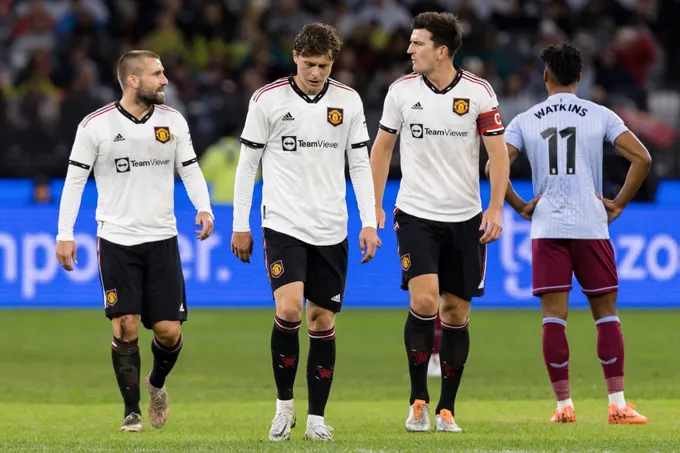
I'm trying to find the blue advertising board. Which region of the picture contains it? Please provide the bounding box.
[0,180,678,309]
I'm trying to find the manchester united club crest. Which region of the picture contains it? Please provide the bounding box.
[401,253,411,271]
[453,98,470,116]
[155,126,170,143]
[105,289,118,306]
[270,260,284,278]
[327,108,343,127]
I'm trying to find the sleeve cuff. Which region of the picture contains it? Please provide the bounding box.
[378,123,398,134]
[361,221,377,230]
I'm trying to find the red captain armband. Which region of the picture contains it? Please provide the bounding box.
[477,109,505,136]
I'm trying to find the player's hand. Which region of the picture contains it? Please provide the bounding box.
[231,231,254,263]
[359,227,382,264]
[596,193,624,225]
[56,240,78,271]
[479,205,503,244]
[519,194,542,221]
[376,207,386,229]
[195,211,214,241]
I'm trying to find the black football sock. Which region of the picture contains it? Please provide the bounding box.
[307,327,336,416]
[111,336,141,417]
[149,335,183,389]
[271,316,301,401]
[436,319,470,416]
[405,309,436,404]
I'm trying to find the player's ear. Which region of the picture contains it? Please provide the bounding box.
[543,69,548,84]
[292,50,299,65]
[576,72,582,83]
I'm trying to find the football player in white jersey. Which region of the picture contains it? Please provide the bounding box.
[370,12,510,433]
[231,23,380,442]
[55,50,214,432]
[491,43,651,425]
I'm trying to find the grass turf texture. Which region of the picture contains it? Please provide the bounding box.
[0,309,678,452]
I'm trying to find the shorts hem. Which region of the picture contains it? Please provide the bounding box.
[304,298,342,314]
[533,284,573,296]
[581,285,619,296]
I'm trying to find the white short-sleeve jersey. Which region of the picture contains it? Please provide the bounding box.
[505,93,629,239]
[379,68,505,223]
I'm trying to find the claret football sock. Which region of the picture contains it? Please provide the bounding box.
[111,336,141,417]
[596,316,626,409]
[436,319,469,415]
[542,317,571,404]
[405,309,436,404]
[271,316,301,401]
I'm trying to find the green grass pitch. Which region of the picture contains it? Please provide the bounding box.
[0,309,679,452]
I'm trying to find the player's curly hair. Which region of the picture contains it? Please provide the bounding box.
[294,23,342,60]
[412,12,463,57]
[540,43,583,86]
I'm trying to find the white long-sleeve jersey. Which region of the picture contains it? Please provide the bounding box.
[57,102,213,246]
[233,76,376,246]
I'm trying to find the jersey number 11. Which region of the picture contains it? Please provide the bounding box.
[541,127,576,175]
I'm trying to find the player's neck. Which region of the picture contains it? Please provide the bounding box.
[293,74,323,98]
[424,64,457,91]
[547,85,577,97]
[119,95,154,120]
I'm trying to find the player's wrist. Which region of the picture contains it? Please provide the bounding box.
[488,201,504,211]
[198,210,214,220]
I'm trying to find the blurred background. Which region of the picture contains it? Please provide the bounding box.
[1,0,679,201]
[0,0,679,309]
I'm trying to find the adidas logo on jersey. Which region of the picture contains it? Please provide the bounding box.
[282,112,295,121]
[331,294,341,303]
[113,134,125,142]
[411,102,423,110]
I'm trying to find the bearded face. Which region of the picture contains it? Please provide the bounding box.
[136,79,165,106]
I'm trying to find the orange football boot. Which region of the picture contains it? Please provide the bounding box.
[549,405,576,424]
[608,403,648,424]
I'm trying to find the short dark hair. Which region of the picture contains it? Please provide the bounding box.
[294,23,342,60]
[412,12,463,57]
[116,50,161,88]
[540,43,583,86]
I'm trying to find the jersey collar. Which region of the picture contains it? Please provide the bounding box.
[422,65,463,95]
[547,92,578,101]
[288,75,329,103]
[115,101,155,124]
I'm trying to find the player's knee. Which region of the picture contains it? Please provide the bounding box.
[112,314,139,342]
[152,321,181,346]
[410,291,439,317]
[276,303,303,323]
[440,298,470,326]
[540,293,569,320]
[588,292,617,321]
[307,306,334,332]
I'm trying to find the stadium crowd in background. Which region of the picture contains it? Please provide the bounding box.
[0,0,679,197]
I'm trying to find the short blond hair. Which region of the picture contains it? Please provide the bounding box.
[116,50,161,89]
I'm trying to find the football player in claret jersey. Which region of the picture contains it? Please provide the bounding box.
[55,50,214,432]
[370,12,510,433]
[231,23,380,442]
[491,43,650,424]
